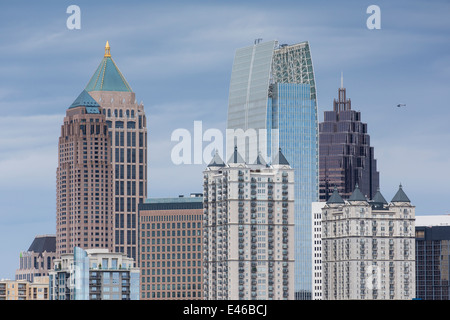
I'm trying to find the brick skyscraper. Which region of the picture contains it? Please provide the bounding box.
[85,42,147,263]
[56,90,113,255]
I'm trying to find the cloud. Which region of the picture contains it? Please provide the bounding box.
[0,114,61,188]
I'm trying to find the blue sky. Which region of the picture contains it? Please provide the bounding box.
[0,0,449,278]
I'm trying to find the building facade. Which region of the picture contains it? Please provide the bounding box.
[138,195,203,300]
[0,277,49,300]
[415,215,450,300]
[203,147,295,300]
[56,90,113,255]
[16,235,56,282]
[319,83,379,201]
[85,42,147,264]
[49,247,139,300]
[322,185,415,300]
[311,202,325,300]
[227,39,318,299]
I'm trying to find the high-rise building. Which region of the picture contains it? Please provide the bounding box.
[321,184,415,300]
[85,42,147,264]
[56,90,113,255]
[415,215,450,300]
[16,235,56,282]
[203,147,295,300]
[49,247,139,300]
[138,195,203,300]
[227,39,318,299]
[319,81,379,201]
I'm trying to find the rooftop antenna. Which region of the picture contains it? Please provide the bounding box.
[340,71,344,89]
[254,38,263,45]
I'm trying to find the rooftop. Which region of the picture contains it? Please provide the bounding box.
[85,41,132,92]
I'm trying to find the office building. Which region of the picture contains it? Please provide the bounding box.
[56,90,113,255]
[322,184,415,300]
[138,195,203,300]
[16,235,56,282]
[203,147,294,300]
[49,247,139,300]
[85,41,147,263]
[227,39,318,299]
[415,215,450,300]
[319,81,379,201]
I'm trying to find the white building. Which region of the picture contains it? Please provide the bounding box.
[203,147,294,300]
[49,247,139,300]
[322,185,415,300]
[312,202,325,300]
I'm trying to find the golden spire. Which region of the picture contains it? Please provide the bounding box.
[104,41,111,57]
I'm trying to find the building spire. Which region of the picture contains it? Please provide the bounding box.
[104,41,111,57]
[340,71,344,89]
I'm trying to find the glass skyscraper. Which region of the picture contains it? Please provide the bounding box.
[226,40,318,299]
[319,83,379,201]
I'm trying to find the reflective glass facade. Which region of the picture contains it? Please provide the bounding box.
[74,247,89,300]
[416,226,450,300]
[319,87,379,201]
[227,40,318,299]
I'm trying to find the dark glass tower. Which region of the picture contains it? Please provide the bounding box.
[319,81,379,201]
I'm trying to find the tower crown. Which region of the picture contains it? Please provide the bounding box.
[85,41,132,92]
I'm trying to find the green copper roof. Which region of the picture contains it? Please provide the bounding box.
[272,148,290,166]
[254,152,267,166]
[228,146,245,164]
[348,184,367,202]
[327,187,345,204]
[391,184,410,202]
[85,43,132,92]
[208,151,226,167]
[70,90,100,109]
[372,188,388,204]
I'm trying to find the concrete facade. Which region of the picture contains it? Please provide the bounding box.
[322,185,415,300]
[203,148,295,300]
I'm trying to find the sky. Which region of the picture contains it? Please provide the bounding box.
[0,0,449,279]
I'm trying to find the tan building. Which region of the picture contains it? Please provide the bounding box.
[138,195,203,300]
[0,277,48,300]
[56,89,113,255]
[28,276,49,300]
[203,147,295,300]
[86,42,147,264]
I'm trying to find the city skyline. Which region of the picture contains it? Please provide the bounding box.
[0,0,449,281]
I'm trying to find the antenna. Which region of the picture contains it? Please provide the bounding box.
[340,71,344,89]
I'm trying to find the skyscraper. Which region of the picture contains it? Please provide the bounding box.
[203,147,295,300]
[319,80,379,201]
[321,184,415,300]
[85,42,147,263]
[226,40,318,299]
[56,90,113,255]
